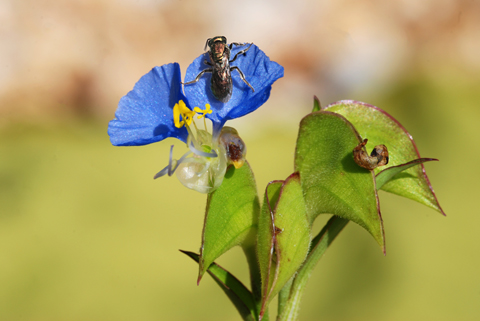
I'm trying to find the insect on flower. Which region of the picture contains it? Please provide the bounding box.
[183,36,255,103]
[108,44,283,193]
[353,138,389,170]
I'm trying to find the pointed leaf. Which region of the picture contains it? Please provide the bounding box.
[199,161,260,282]
[322,100,444,215]
[294,111,384,250]
[257,174,311,319]
[181,250,257,321]
[376,158,438,190]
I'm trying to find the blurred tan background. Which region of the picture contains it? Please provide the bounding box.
[1,0,479,320]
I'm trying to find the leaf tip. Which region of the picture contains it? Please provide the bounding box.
[178,250,206,284]
[312,95,321,112]
[197,269,205,285]
[433,198,446,217]
[179,249,197,260]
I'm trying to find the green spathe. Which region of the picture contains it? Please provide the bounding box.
[322,100,444,215]
[294,111,384,250]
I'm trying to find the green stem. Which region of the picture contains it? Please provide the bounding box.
[243,243,269,321]
[277,276,294,316]
[277,216,349,321]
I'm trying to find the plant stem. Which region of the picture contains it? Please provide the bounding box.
[277,216,349,321]
[277,276,294,316]
[243,243,269,321]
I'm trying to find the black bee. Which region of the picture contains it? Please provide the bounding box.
[183,36,255,103]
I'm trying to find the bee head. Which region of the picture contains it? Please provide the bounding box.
[205,36,227,53]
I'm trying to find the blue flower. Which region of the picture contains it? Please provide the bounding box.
[108,43,283,193]
[108,44,284,146]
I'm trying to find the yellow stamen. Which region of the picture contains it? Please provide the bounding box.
[173,100,195,128]
[194,104,212,119]
[194,104,212,131]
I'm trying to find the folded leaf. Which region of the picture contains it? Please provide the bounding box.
[295,111,384,250]
[199,161,260,282]
[322,100,444,215]
[257,174,311,319]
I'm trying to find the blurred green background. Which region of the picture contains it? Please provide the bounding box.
[1,0,479,320]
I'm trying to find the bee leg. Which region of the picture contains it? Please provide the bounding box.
[229,43,253,63]
[182,68,213,85]
[203,60,213,66]
[229,42,247,50]
[231,66,255,92]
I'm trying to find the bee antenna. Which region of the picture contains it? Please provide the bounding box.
[204,38,212,51]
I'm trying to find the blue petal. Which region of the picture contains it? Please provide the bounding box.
[108,63,189,146]
[184,44,284,128]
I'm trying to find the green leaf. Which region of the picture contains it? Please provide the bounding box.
[181,250,257,321]
[257,174,311,319]
[199,161,260,282]
[322,100,444,215]
[295,111,384,250]
[376,158,438,190]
